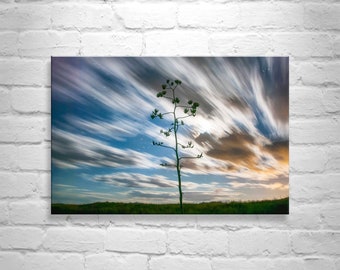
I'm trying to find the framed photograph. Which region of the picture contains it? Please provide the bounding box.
[51,57,289,214]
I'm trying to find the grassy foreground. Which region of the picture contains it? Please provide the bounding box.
[52,197,288,214]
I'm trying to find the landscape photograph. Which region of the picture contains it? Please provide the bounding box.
[51,57,289,214]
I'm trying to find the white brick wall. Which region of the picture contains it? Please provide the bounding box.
[0,0,339,269]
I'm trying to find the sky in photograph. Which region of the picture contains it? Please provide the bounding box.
[51,57,289,204]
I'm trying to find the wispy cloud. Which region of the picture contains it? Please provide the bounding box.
[92,172,213,190]
[93,173,178,188]
[52,183,120,204]
[52,128,157,169]
[125,188,241,203]
[52,57,289,203]
[66,115,140,141]
[229,181,288,190]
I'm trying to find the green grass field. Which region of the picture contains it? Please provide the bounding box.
[52,197,289,214]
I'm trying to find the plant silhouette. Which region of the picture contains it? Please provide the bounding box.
[151,79,203,214]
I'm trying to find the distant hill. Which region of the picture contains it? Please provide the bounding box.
[52,197,289,214]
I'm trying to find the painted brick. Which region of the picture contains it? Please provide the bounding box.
[106,228,166,254]
[98,215,136,228]
[268,259,306,270]
[0,31,18,56]
[37,172,51,198]
[0,0,339,269]
[290,117,340,144]
[257,203,321,230]
[11,87,50,113]
[336,259,340,270]
[273,258,334,270]
[229,230,290,256]
[290,146,327,173]
[0,87,11,114]
[0,59,48,86]
[51,4,113,29]
[85,253,148,270]
[290,87,324,116]
[16,145,50,170]
[212,258,305,270]
[0,172,38,198]
[286,202,321,229]
[81,32,143,55]
[0,252,24,270]
[0,145,17,170]
[0,5,50,30]
[335,37,340,57]
[291,174,340,203]
[9,200,49,225]
[209,33,271,55]
[304,4,340,30]
[272,33,332,58]
[0,201,8,224]
[289,62,300,86]
[23,253,84,270]
[44,228,106,252]
[239,2,303,29]
[144,31,209,55]
[149,255,210,270]
[303,258,337,270]
[300,61,340,86]
[0,227,44,250]
[289,87,340,116]
[326,146,340,172]
[43,116,50,142]
[323,88,340,113]
[321,203,340,230]
[66,215,100,227]
[134,215,196,228]
[196,215,258,230]
[19,31,80,57]
[116,2,176,29]
[291,231,340,255]
[178,3,239,28]
[0,117,44,143]
[168,229,227,256]
[45,61,51,87]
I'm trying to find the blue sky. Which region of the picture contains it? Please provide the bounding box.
[51,57,289,204]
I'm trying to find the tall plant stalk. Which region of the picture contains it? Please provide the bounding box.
[151,79,202,214]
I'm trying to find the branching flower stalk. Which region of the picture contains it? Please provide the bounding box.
[151,79,202,214]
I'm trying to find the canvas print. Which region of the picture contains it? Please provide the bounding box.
[51,57,289,214]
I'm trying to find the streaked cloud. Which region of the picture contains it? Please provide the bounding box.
[52,128,157,169]
[52,183,120,204]
[52,57,289,204]
[93,173,178,188]
[125,187,242,203]
[92,172,217,190]
[229,181,288,190]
